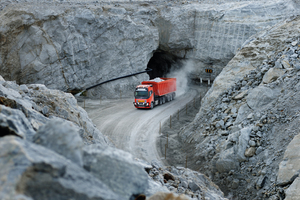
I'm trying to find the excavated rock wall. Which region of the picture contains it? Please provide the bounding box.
[178,15,300,199]
[0,0,297,98]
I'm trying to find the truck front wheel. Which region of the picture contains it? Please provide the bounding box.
[151,102,154,109]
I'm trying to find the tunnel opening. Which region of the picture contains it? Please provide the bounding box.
[146,50,183,79]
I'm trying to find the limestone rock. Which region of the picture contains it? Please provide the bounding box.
[0,136,120,200]
[0,105,35,140]
[263,68,286,84]
[285,177,300,200]
[216,147,239,173]
[277,134,300,185]
[245,147,256,157]
[233,90,248,100]
[0,78,110,145]
[33,119,84,167]
[83,144,149,199]
[235,103,252,124]
[246,86,278,111]
[147,192,189,200]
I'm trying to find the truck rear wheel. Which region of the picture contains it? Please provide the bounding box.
[162,97,166,104]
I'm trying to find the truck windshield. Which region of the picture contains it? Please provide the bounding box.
[135,88,149,98]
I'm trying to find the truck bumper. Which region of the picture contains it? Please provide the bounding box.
[133,102,150,109]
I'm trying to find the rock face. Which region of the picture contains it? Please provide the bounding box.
[0,136,120,200]
[83,144,149,199]
[33,119,84,167]
[168,15,300,199]
[0,0,298,98]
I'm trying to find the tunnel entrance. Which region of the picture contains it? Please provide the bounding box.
[146,50,183,79]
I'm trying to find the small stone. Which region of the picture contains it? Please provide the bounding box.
[256,131,262,137]
[188,181,200,192]
[291,41,298,46]
[281,60,291,69]
[256,176,267,189]
[249,140,256,147]
[180,180,188,189]
[233,90,248,100]
[245,147,256,157]
[42,106,49,115]
[274,60,283,69]
[247,113,253,120]
[20,85,29,93]
[231,179,239,189]
[222,97,230,102]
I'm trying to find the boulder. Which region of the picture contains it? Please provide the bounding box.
[33,119,84,167]
[246,86,278,111]
[83,144,149,199]
[235,103,252,124]
[0,105,35,140]
[0,136,119,200]
[285,177,300,200]
[216,147,239,173]
[262,68,286,84]
[277,134,300,185]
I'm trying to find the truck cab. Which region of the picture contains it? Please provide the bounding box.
[133,85,154,109]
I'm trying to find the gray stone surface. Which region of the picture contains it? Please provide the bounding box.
[83,144,149,199]
[277,133,300,185]
[0,76,109,145]
[285,177,300,200]
[246,86,278,111]
[0,105,35,140]
[263,68,286,84]
[33,119,84,167]
[0,136,120,200]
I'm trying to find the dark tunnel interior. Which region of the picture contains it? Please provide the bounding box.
[146,50,182,79]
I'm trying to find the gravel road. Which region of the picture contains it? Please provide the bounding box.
[79,87,204,165]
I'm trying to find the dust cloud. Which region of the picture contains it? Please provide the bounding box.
[167,60,195,96]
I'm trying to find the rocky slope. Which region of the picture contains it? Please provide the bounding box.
[176,15,300,199]
[0,75,227,200]
[0,0,298,98]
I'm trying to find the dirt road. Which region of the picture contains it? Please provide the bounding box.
[79,87,203,165]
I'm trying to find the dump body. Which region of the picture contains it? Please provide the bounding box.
[141,78,176,97]
[133,78,176,109]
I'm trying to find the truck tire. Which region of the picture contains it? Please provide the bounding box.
[151,102,154,109]
[162,97,166,104]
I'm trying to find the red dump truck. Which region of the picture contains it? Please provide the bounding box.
[133,78,176,109]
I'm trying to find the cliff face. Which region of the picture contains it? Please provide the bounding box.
[0,0,297,98]
[178,15,300,199]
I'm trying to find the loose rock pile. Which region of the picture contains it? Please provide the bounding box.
[177,18,300,199]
